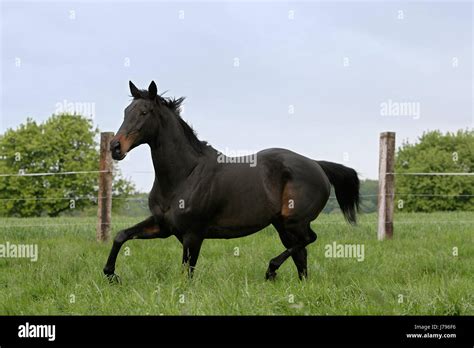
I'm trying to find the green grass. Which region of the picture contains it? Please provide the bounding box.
[0,212,472,315]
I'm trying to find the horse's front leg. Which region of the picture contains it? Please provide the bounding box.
[181,233,203,278]
[103,216,161,282]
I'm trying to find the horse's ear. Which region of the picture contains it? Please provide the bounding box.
[148,81,158,99]
[129,81,140,98]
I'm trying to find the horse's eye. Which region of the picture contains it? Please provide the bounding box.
[141,111,147,115]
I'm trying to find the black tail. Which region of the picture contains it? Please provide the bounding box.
[318,161,360,225]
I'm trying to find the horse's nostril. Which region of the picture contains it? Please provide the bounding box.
[110,141,121,154]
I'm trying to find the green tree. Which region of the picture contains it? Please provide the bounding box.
[323,179,378,214]
[0,114,135,217]
[359,179,378,213]
[395,129,473,212]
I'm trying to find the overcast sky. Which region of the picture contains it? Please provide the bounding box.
[1,0,472,192]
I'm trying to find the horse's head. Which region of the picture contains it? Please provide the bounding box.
[110,80,162,160]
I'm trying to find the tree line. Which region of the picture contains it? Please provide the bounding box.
[0,114,134,217]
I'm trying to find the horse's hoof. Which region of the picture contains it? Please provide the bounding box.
[104,271,121,284]
[108,273,121,284]
[265,271,277,281]
[298,273,308,281]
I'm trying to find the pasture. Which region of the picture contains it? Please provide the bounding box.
[0,212,472,315]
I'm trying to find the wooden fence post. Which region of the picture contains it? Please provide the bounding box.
[377,132,396,240]
[97,132,114,242]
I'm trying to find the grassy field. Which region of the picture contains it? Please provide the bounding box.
[0,212,472,315]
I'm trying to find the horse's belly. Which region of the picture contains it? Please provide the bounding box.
[205,224,269,239]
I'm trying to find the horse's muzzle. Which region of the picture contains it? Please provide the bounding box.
[110,139,126,160]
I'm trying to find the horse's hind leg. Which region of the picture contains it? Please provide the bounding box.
[292,247,309,280]
[266,222,316,280]
[103,216,162,282]
[274,222,311,279]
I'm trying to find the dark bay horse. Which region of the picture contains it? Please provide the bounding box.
[103,81,360,281]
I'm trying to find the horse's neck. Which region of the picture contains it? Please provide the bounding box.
[149,126,201,197]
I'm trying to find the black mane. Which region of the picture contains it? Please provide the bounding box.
[133,90,207,154]
[133,89,184,115]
